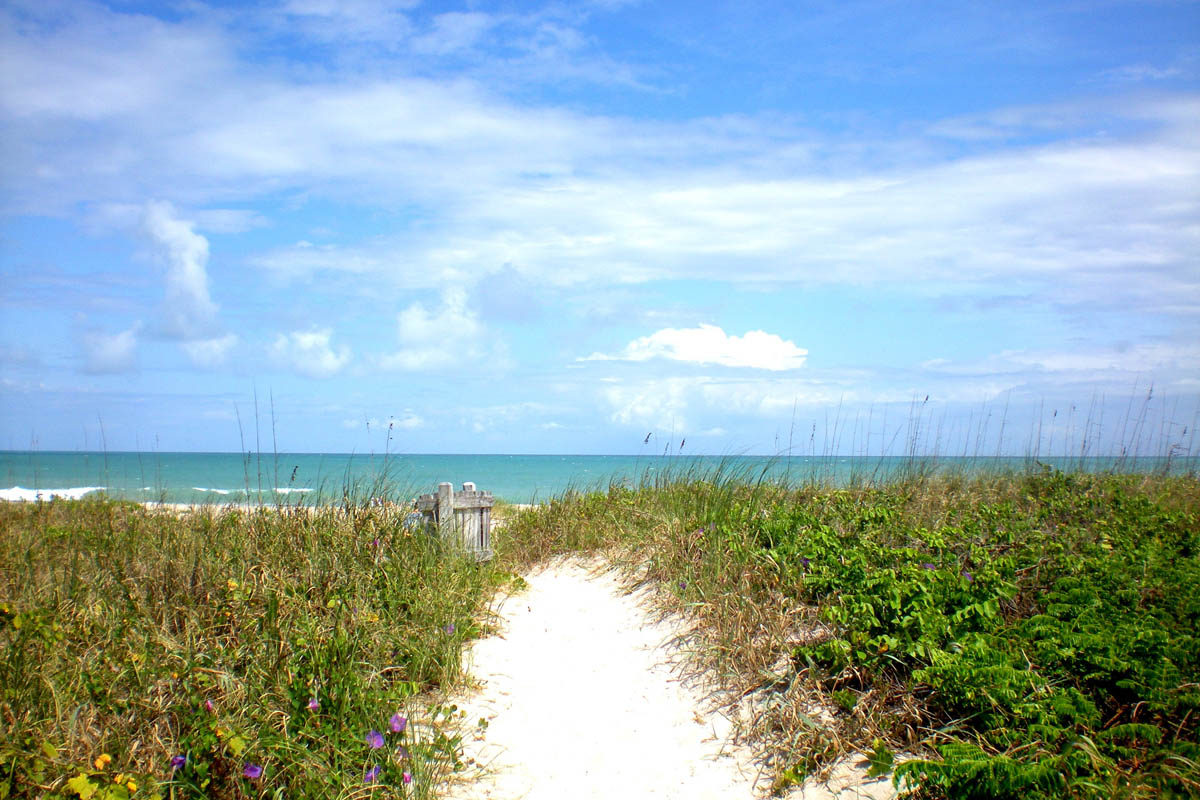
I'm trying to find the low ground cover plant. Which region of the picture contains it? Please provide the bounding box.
[1,498,499,798]
[500,465,1200,799]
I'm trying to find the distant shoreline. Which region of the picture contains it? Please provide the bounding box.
[3,451,1194,508]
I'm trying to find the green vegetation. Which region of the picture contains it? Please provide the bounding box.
[499,465,1200,798]
[4,459,1197,799]
[1,498,502,798]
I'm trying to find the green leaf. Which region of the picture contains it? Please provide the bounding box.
[66,774,97,799]
[866,739,894,779]
[227,734,247,756]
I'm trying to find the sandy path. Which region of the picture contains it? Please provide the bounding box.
[443,558,899,800]
[443,558,760,799]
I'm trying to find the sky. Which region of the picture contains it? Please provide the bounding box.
[1,0,1198,456]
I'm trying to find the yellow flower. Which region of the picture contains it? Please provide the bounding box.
[227,579,239,590]
[126,780,138,792]
[94,753,112,770]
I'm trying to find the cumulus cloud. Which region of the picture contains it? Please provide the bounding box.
[270,328,352,377]
[143,200,219,339]
[380,288,485,370]
[139,200,244,366]
[81,322,140,374]
[584,324,808,370]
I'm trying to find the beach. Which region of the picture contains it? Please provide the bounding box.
[443,557,897,799]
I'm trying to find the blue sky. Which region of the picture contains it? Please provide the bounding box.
[1,0,1198,456]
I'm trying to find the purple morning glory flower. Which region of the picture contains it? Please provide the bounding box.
[390,713,407,733]
[961,570,974,582]
[170,755,186,771]
[443,623,455,635]
[307,697,320,711]
[799,557,811,567]
[402,771,413,785]
[366,730,385,749]
[204,699,215,713]
[921,563,936,570]
[243,763,263,779]
[364,765,381,783]
[678,580,687,590]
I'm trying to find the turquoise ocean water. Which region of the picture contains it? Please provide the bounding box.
[0,451,1190,505]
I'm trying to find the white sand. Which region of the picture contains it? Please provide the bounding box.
[443,558,900,800]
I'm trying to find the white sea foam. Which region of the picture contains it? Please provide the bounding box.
[0,486,105,502]
[191,487,231,495]
[274,487,313,494]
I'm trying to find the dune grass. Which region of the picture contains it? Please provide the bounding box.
[497,462,1200,798]
[0,497,505,799]
[4,399,1198,800]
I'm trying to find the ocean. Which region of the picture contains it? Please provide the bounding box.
[0,451,1189,506]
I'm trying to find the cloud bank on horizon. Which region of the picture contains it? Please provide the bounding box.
[1,0,1198,456]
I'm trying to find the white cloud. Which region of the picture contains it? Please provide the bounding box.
[251,239,435,284]
[143,200,219,339]
[4,1,1196,318]
[342,412,424,430]
[81,322,140,374]
[412,12,496,55]
[270,328,352,378]
[1101,64,1184,84]
[190,208,269,234]
[585,324,808,370]
[603,377,696,431]
[233,95,1199,315]
[599,374,1007,433]
[380,288,485,370]
[394,412,423,429]
[435,116,1199,309]
[921,342,1200,387]
[182,333,238,367]
[279,0,417,43]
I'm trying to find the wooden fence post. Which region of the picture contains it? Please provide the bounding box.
[415,481,495,562]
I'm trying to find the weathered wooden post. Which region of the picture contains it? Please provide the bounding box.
[415,481,494,561]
